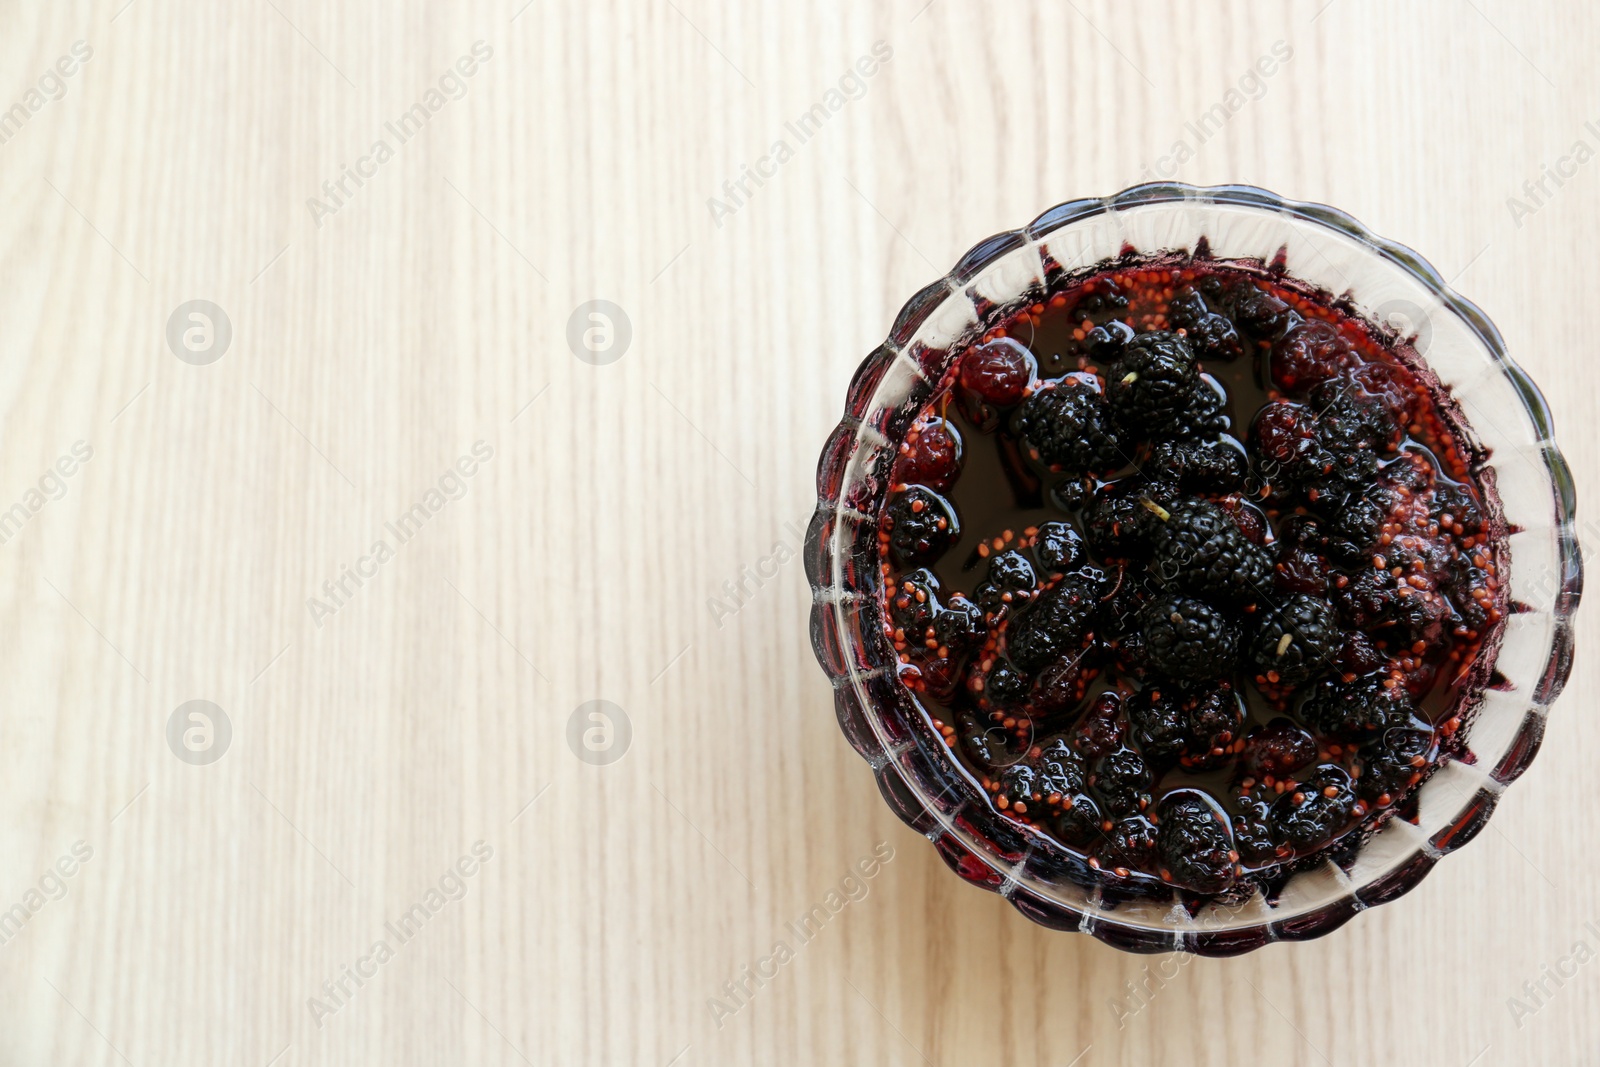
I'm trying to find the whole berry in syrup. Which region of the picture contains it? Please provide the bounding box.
[1006,573,1101,672]
[1015,377,1124,473]
[1149,438,1248,493]
[1138,595,1239,681]
[1105,331,1199,430]
[974,550,1038,613]
[1084,476,1181,559]
[1128,685,1189,763]
[932,593,986,656]
[1251,400,1330,490]
[1247,593,1341,687]
[1157,793,1239,893]
[990,735,1089,819]
[1091,745,1154,816]
[1095,815,1160,877]
[1357,724,1436,807]
[979,658,1031,709]
[888,569,941,641]
[1167,285,1245,363]
[1083,319,1136,362]
[1177,682,1247,771]
[1072,691,1127,758]
[958,337,1034,406]
[895,416,963,492]
[1269,765,1362,852]
[1244,719,1318,779]
[1034,520,1086,573]
[884,486,958,566]
[1033,652,1095,714]
[1234,286,1295,339]
[1300,672,1417,736]
[1270,319,1357,396]
[876,258,1506,897]
[1148,499,1274,606]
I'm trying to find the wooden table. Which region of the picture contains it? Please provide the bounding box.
[1,0,1594,1063]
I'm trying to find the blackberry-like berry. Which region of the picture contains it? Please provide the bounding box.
[932,594,986,655]
[1349,361,1421,430]
[1245,720,1318,778]
[1299,672,1416,735]
[955,712,1012,768]
[1321,484,1397,561]
[1251,400,1330,490]
[1091,746,1153,815]
[975,551,1037,613]
[1180,683,1246,770]
[1334,566,1401,629]
[1053,792,1104,847]
[1128,686,1188,762]
[1157,795,1238,893]
[1168,281,1246,361]
[1052,477,1090,511]
[1185,312,1246,362]
[1389,586,1453,645]
[1149,438,1248,492]
[1166,287,1209,331]
[1106,331,1198,429]
[1383,450,1436,494]
[1432,481,1485,537]
[1270,319,1356,396]
[1149,499,1273,605]
[995,739,1088,815]
[1269,765,1359,851]
[1034,521,1085,573]
[1231,791,1282,865]
[1274,540,1330,596]
[1033,654,1091,714]
[1074,284,1129,321]
[896,416,963,492]
[1098,570,1149,643]
[1311,377,1401,455]
[1127,682,1242,768]
[1096,816,1159,875]
[885,486,958,566]
[1033,736,1089,800]
[1084,477,1179,558]
[1336,631,1386,676]
[1247,594,1341,686]
[887,569,941,638]
[1138,595,1239,681]
[1445,560,1493,635]
[1083,319,1136,363]
[1357,725,1434,805]
[1158,378,1231,442]
[1304,396,1383,502]
[1015,378,1123,473]
[981,659,1032,708]
[1234,287,1295,339]
[993,761,1041,812]
[1216,495,1269,545]
[1073,691,1126,758]
[1007,574,1100,671]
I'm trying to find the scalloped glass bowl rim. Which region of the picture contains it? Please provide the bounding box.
[806,182,1581,956]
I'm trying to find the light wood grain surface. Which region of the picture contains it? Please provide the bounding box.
[0,0,1595,1064]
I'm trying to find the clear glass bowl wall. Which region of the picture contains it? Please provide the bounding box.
[805,183,1581,956]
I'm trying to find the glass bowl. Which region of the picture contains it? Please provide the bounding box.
[805,183,1582,955]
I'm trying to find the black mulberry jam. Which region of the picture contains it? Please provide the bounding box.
[877,259,1507,896]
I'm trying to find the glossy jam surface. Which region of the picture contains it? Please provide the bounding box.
[876,260,1507,897]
